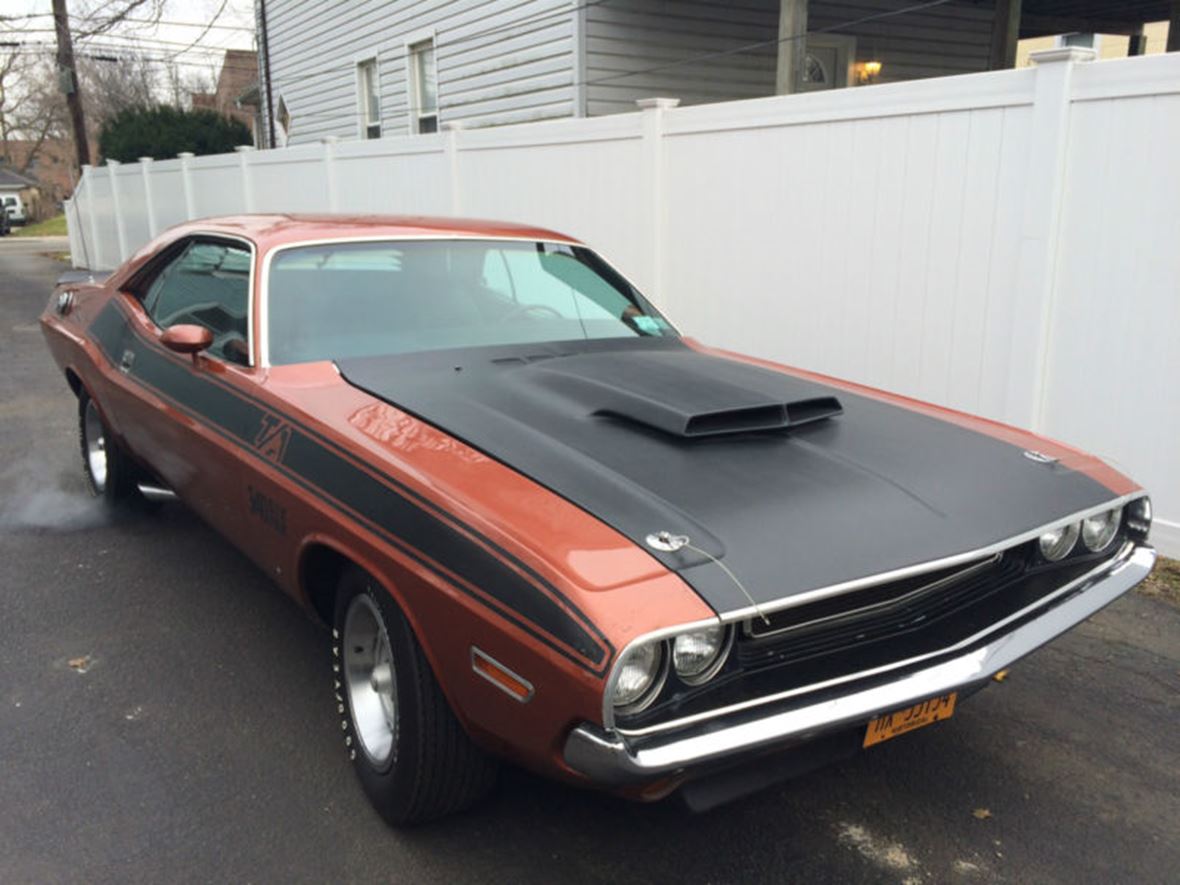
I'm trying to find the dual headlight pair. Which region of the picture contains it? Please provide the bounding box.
[613,624,733,712]
[1038,498,1150,562]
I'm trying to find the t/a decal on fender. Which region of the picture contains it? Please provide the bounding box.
[254,413,292,464]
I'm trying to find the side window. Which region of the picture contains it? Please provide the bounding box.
[141,240,252,365]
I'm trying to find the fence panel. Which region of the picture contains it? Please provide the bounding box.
[1045,61,1180,555]
[334,138,451,215]
[113,164,150,253]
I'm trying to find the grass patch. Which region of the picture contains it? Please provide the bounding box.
[14,214,67,237]
[1140,555,1180,606]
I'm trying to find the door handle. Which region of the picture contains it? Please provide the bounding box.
[119,349,135,373]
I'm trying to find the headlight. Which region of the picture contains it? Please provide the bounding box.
[612,642,664,710]
[1081,507,1121,552]
[672,625,730,684]
[1126,496,1152,537]
[1039,522,1080,561]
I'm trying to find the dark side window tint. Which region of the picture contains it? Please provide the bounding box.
[142,241,252,365]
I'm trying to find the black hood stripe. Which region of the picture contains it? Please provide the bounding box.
[88,301,613,675]
[337,338,1120,616]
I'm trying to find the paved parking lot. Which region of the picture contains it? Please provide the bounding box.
[2,239,1178,884]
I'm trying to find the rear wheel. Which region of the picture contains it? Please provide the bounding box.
[78,390,137,503]
[333,567,497,825]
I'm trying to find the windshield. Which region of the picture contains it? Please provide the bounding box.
[266,239,676,364]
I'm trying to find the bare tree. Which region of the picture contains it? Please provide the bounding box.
[0,53,71,175]
[80,54,156,127]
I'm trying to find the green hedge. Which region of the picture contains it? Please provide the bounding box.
[99,105,252,163]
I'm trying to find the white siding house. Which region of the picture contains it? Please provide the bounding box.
[256,0,1175,148]
[257,0,579,146]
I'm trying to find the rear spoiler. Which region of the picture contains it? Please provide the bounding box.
[56,269,110,287]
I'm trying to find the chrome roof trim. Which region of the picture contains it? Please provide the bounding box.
[602,490,1143,731]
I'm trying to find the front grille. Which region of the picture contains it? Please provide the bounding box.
[616,534,1124,731]
[736,551,1029,671]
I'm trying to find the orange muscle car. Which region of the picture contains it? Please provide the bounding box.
[42,215,1155,824]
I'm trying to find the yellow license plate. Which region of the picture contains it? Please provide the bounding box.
[863,692,957,748]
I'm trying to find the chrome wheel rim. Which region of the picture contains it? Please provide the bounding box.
[83,399,108,493]
[343,594,397,766]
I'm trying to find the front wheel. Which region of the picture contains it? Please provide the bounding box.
[333,567,498,825]
[78,390,138,503]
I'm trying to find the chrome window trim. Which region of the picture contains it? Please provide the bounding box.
[602,490,1145,732]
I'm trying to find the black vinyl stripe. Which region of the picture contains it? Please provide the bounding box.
[88,301,612,674]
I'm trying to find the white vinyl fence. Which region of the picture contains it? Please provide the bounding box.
[66,48,1180,558]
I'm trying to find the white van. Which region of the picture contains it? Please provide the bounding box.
[2,193,27,224]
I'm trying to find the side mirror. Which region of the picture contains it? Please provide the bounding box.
[161,324,213,360]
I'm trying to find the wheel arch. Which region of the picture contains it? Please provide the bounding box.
[295,533,489,739]
[295,534,418,634]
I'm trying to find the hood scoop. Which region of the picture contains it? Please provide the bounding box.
[597,393,842,438]
[531,353,842,439]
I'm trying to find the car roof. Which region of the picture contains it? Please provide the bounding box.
[163,214,581,251]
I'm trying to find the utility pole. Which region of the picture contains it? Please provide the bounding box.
[52,0,90,169]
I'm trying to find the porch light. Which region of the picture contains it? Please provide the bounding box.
[858,60,883,84]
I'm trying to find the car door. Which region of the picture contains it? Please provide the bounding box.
[110,235,260,534]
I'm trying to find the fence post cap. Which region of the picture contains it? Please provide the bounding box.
[138,156,154,163]
[177,151,195,159]
[636,97,681,110]
[1029,47,1096,65]
[320,135,339,144]
[234,144,256,152]
[106,158,121,167]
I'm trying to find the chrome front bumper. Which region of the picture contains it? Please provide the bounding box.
[564,543,1156,786]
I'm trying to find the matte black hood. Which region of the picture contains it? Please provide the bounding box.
[338,338,1116,615]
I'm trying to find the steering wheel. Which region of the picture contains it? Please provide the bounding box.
[497,303,564,322]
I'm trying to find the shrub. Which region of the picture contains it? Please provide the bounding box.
[99,105,252,162]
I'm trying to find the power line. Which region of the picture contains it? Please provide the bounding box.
[4,44,253,71]
[163,0,231,61]
[0,11,252,31]
[12,29,248,55]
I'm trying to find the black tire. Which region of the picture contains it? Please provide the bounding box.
[333,567,497,826]
[78,389,138,503]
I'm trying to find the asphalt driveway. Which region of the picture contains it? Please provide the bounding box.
[2,239,1178,884]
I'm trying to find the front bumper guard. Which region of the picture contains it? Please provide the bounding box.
[565,543,1156,785]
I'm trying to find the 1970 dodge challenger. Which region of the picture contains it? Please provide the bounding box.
[42,215,1155,825]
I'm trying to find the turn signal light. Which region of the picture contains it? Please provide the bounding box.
[471,647,534,703]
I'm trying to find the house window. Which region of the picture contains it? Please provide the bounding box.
[357,58,381,139]
[408,39,438,134]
